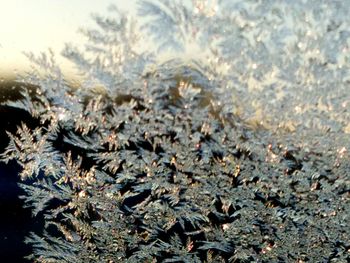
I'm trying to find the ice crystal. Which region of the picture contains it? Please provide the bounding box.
[1,0,350,262]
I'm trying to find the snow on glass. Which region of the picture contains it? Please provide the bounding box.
[1,0,350,262]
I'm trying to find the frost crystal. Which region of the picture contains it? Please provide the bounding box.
[1,1,350,262]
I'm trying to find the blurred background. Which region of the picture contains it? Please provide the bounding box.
[0,0,135,80]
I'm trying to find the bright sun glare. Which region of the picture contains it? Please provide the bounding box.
[0,0,135,79]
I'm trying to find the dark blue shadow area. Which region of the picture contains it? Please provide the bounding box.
[0,161,32,262]
[0,102,43,263]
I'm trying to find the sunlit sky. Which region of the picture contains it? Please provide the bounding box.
[0,0,136,79]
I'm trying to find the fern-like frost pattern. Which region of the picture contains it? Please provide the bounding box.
[1,1,350,262]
